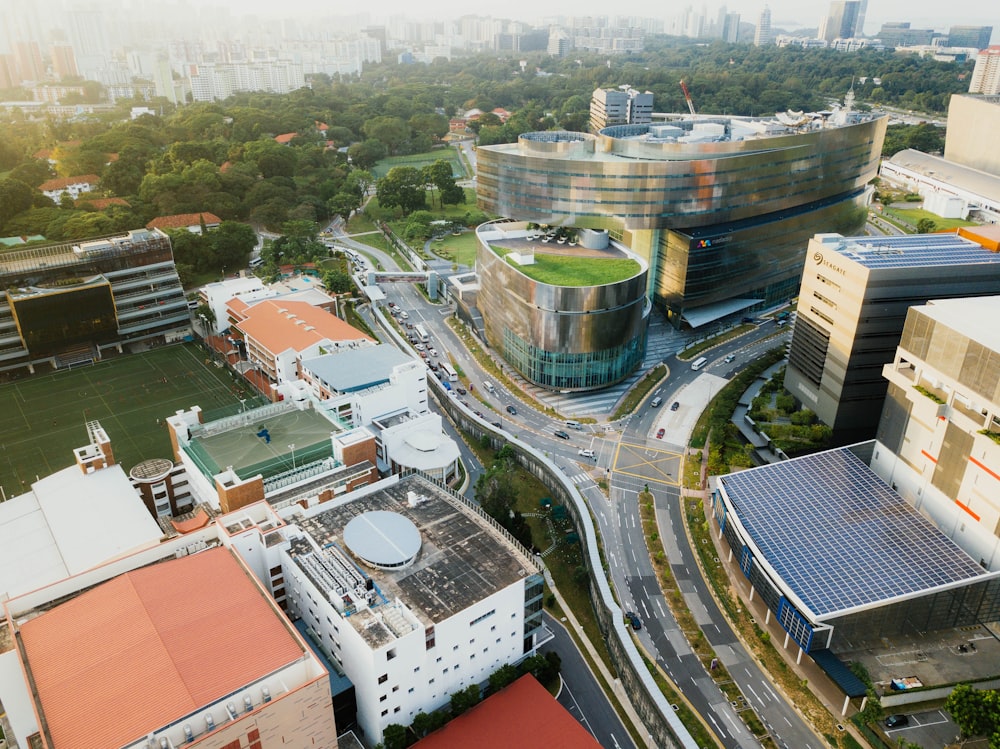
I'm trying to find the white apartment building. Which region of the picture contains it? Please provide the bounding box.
[268,473,546,745]
[970,46,1000,95]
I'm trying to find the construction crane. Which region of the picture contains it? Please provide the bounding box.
[679,80,696,116]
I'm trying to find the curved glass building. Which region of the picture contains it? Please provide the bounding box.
[477,113,887,333]
[475,220,650,391]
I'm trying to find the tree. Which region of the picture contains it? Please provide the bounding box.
[376,166,426,215]
[474,452,517,521]
[347,139,386,170]
[916,217,937,233]
[0,178,34,230]
[449,684,480,716]
[380,723,411,749]
[946,684,1000,740]
[322,270,353,294]
[210,221,257,269]
[363,116,410,155]
[488,664,520,694]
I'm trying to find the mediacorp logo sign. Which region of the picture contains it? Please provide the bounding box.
[691,234,733,250]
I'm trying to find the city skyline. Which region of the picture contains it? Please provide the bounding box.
[1,0,996,47]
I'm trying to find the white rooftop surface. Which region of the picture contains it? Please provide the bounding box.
[0,649,38,743]
[302,343,414,392]
[343,510,422,568]
[0,464,162,599]
[919,296,1000,351]
[392,429,461,472]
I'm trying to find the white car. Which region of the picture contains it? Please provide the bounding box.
[578,449,596,459]
[415,343,425,351]
[428,348,438,357]
[399,311,409,320]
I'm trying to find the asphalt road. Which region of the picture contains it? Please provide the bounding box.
[541,612,636,749]
[343,227,822,749]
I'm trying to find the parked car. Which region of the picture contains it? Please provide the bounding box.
[884,715,909,729]
[506,405,517,415]
[670,401,680,411]
[456,387,467,395]
[553,430,570,439]
[656,428,665,439]
[399,311,409,320]
[428,348,438,357]
[723,354,735,363]
[625,611,642,630]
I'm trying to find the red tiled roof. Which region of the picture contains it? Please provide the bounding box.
[19,547,304,749]
[146,212,223,230]
[274,132,297,144]
[33,148,53,160]
[414,675,603,749]
[170,508,211,533]
[37,174,100,191]
[315,121,329,130]
[76,196,130,209]
[235,299,371,356]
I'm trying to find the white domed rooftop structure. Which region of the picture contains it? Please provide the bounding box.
[343,511,422,570]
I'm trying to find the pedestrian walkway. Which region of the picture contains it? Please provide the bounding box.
[729,360,788,465]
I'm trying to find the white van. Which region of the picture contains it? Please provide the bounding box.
[651,397,662,407]
[565,420,582,430]
[249,257,264,269]
[483,381,496,393]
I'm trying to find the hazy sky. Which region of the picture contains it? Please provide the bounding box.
[229,0,996,43]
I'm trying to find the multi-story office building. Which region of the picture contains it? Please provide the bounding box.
[784,230,1000,444]
[275,472,546,745]
[475,105,885,388]
[876,22,937,47]
[589,86,653,133]
[944,94,1000,175]
[877,296,1000,568]
[0,228,189,373]
[821,0,862,42]
[969,48,1000,95]
[948,25,993,50]
[754,5,772,46]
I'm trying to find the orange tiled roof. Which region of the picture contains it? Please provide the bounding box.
[235,299,371,356]
[146,212,222,230]
[37,174,99,191]
[274,132,297,144]
[76,196,130,209]
[170,508,211,533]
[315,121,329,130]
[18,546,304,749]
[33,148,53,159]
[414,675,603,749]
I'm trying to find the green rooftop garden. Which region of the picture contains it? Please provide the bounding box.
[493,247,640,286]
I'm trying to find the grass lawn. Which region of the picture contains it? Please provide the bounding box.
[0,343,249,496]
[495,249,640,287]
[430,231,480,267]
[884,206,976,231]
[371,149,467,180]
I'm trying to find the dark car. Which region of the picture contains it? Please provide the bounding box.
[670,401,680,411]
[656,428,665,439]
[625,611,642,630]
[884,714,909,729]
[506,404,517,415]
[456,387,467,395]
[554,430,570,439]
[492,421,502,428]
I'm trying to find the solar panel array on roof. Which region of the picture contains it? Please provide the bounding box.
[834,233,1000,270]
[720,447,988,619]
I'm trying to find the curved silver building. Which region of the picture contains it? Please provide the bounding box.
[477,111,887,331]
[475,220,649,390]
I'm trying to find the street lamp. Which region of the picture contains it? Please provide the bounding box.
[288,443,296,470]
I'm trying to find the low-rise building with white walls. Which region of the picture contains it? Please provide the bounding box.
[0,528,337,749]
[876,296,1000,568]
[880,149,1000,224]
[372,411,460,483]
[270,472,546,746]
[0,421,163,601]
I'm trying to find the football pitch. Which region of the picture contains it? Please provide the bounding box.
[0,343,253,499]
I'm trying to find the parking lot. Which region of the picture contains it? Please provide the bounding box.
[884,709,959,748]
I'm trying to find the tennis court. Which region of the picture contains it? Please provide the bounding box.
[190,408,337,480]
[0,343,255,498]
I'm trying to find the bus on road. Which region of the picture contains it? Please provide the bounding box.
[440,363,458,382]
[415,324,429,342]
[690,356,708,371]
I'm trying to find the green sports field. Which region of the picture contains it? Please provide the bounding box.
[371,149,467,179]
[0,343,257,498]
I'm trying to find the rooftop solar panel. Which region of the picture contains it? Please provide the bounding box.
[833,234,1000,270]
[720,447,988,619]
